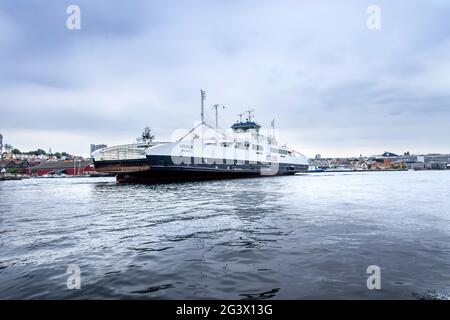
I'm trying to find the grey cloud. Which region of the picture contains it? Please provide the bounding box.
[1,0,450,157]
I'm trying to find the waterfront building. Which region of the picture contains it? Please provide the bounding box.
[90,144,107,155]
[425,154,450,163]
[3,159,33,174]
[27,160,95,176]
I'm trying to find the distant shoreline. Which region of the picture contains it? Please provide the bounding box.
[305,168,450,173]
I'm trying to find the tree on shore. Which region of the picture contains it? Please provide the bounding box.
[138,126,155,143]
[34,149,47,156]
[8,148,71,158]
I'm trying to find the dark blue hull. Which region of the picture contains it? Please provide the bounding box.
[136,155,308,183]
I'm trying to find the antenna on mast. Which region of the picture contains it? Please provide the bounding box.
[212,104,225,130]
[200,90,206,123]
[245,109,255,122]
[237,112,245,123]
[270,118,275,140]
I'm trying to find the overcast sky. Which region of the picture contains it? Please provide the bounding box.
[1,0,449,157]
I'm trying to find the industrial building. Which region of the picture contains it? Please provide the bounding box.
[26,160,95,176]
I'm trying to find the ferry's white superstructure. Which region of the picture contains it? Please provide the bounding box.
[145,110,309,181]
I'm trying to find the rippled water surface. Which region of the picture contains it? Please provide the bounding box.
[1,171,450,299]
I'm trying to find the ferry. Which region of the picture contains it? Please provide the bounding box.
[144,91,309,182]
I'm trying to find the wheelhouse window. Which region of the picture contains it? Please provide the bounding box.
[235,142,250,150]
[220,142,233,148]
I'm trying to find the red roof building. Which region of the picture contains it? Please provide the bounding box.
[26,160,95,176]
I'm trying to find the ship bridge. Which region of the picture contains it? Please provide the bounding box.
[231,121,261,132]
[231,109,261,132]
